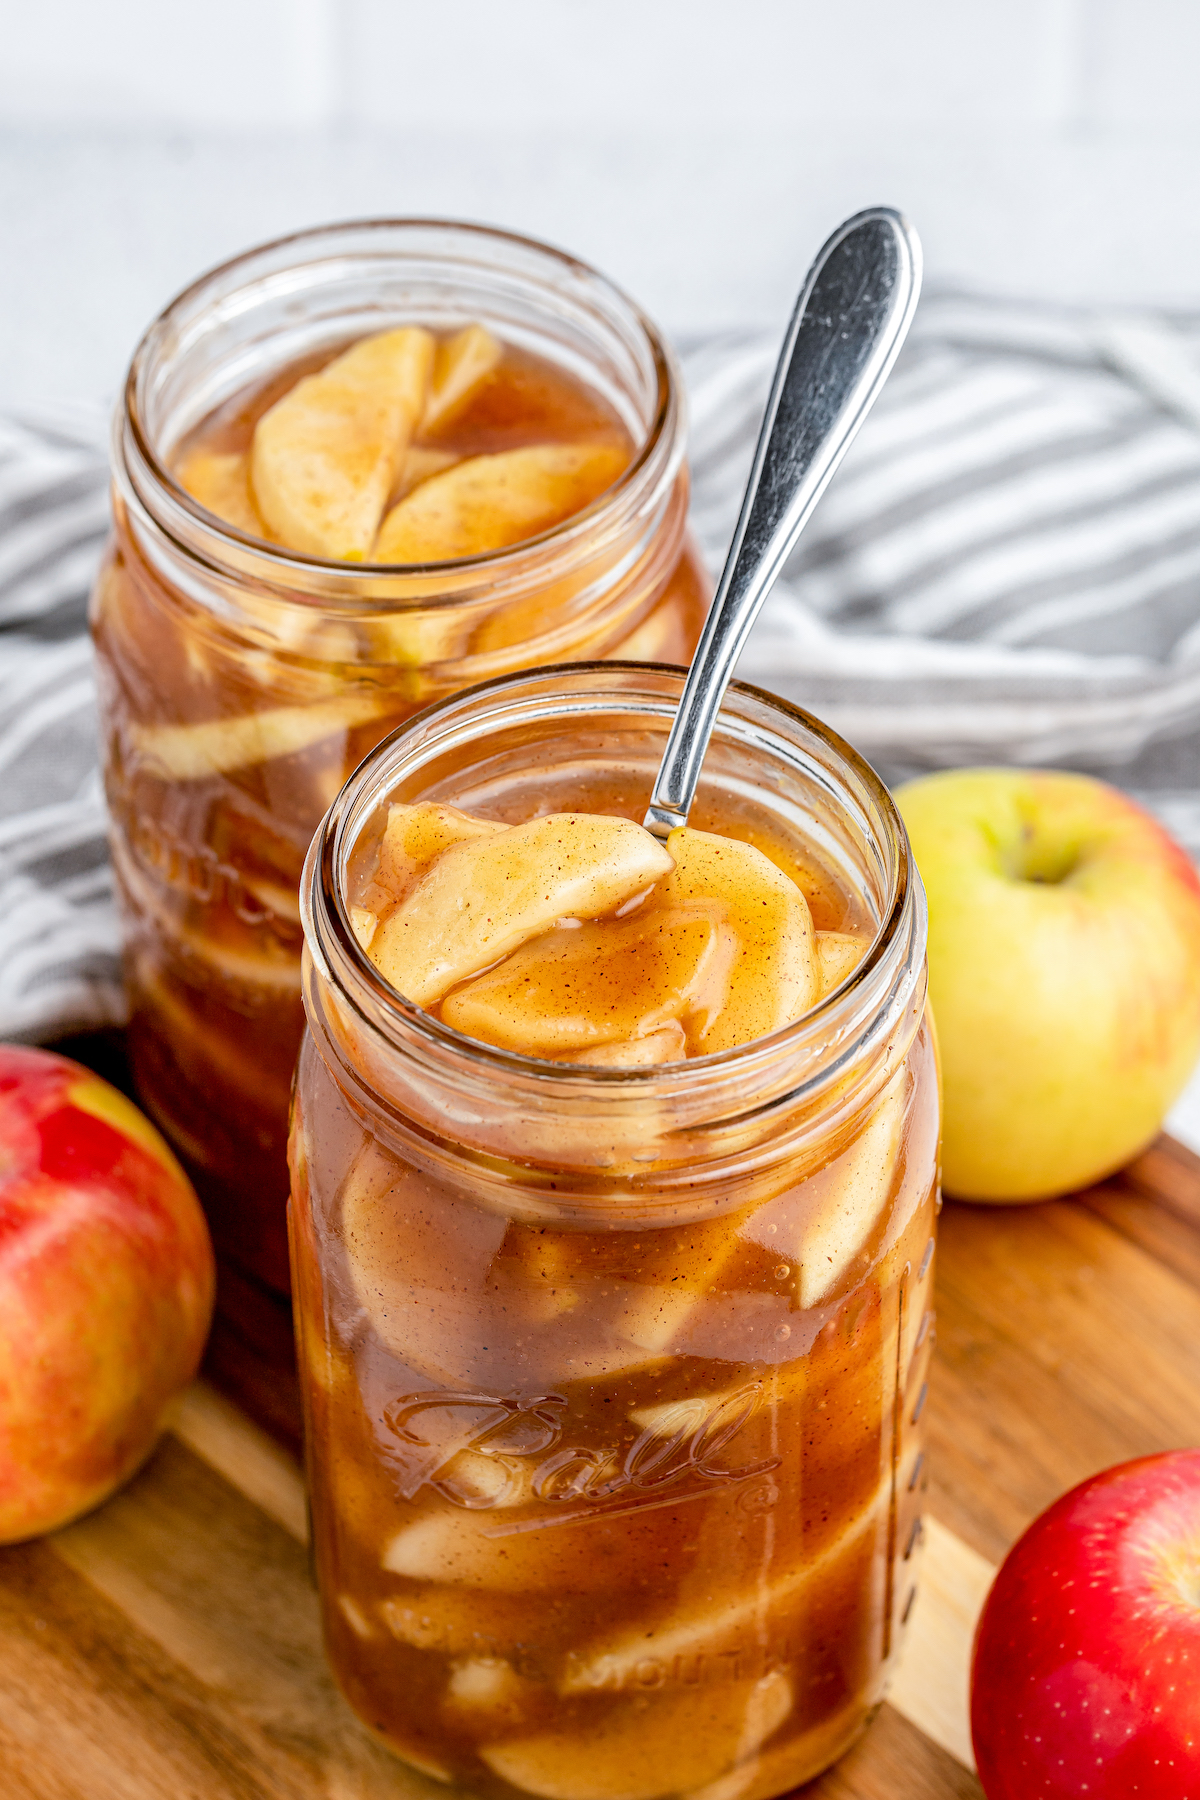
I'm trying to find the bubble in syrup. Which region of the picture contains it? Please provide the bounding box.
[775,1263,791,1281]
[774,1324,791,1343]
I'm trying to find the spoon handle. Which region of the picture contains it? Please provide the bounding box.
[643,206,922,839]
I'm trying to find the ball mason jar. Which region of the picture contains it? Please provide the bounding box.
[91,221,706,1293]
[290,664,940,1799]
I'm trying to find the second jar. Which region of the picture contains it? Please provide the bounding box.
[91,220,706,1290]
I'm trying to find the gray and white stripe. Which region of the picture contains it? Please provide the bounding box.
[0,408,123,1040]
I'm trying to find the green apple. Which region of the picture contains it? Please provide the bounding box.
[896,769,1200,1201]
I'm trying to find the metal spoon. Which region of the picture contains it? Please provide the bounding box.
[643,207,922,839]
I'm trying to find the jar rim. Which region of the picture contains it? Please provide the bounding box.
[301,662,926,1126]
[118,216,681,592]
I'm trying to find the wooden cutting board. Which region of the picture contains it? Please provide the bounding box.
[4,1103,1200,1799]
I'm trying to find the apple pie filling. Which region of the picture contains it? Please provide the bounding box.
[348,802,868,1065]
[173,323,634,565]
[95,279,707,1292]
[291,738,939,1800]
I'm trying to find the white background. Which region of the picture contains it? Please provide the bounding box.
[5,0,1200,407]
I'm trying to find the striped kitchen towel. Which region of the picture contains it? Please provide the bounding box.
[4,293,1200,1045]
[694,296,1200,856]
[0,405,122,1041]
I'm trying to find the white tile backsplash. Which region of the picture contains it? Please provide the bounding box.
[347,0,1062,129]
[0,0,341,128]
[2,0,1186,134]
[1087,0,1200,126]
[5,1,1200,411]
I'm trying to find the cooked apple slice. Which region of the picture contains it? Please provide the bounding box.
[623,1369,808,1477]
[389,445,460,504]
[342,1142,509,1385]
[380,1585,538,1656]
[386,799,508,865]
[377,800,504,899]
[374,443,627,563]
[336,1594,374,1640]
[109,835,303,992]
[175,448,269,538]
[604,599,679,663]
[684,1700,867,1800]
[443,1654,540,1731]
[489,1222,590,1330]
[433,1448,533,1510]
[599,1209,755,1359]
[345,1141,670,1388]
[560,1473,888,1694]
[627,1391,739,1440]
[133,955,295,1122]
[610,1262,729,1357]
[349,906,377,950]
[224,591,362,685]
[302,1326,355,1401]
[381,1423,713,1593]
[562,1021,686,1067]
[382,1502,626,1593]
[622,1385,793,1484]
[662,828,817,1052]
[814,929,867,998]
[240,870,303,927]
[131,692,389,781]
[356,800,502,927]
[481,1670,793,1800]
[442,904,736,1056]
[367,813,673,1006]
[365,607,473,678]
[738,1069,907,1307]
[360,1724,452,1786]
[251,327,434,559]
[422,323,502,435]
[388,1741,454,1785]
[494,1200,747,1371]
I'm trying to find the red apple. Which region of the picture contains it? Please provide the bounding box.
[971,1450,1200,1798]
[0,1045,215,1541]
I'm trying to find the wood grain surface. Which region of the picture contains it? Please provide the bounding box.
[4,1119,1199,1799]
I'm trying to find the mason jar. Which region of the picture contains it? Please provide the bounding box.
[290,663,939,1799]
[91,221,706,1293]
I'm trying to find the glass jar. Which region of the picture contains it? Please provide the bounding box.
[91,221,707,1293]
[291,664,939,1800]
